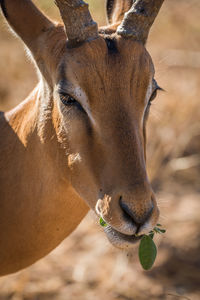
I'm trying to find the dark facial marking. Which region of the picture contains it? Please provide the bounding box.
[105,37,118,54]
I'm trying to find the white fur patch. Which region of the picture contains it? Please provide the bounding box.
[138,220,154,236]
[68,153,82,165]
[142,79,153,125]
[74,86,96,126]
[57,81,97,127]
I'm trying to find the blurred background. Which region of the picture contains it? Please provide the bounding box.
[0,0,200,299]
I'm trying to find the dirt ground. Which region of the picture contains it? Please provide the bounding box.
[0,1,200,299]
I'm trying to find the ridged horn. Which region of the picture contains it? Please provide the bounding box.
[117,0,165,44]
[55,0,98,46]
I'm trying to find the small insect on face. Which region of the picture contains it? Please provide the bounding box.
[54,36,162,249]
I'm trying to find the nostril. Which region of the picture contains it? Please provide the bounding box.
[119,196,154,228]
[119,197,137,223]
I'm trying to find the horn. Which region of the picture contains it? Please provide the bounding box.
[55,0,98,46]
[117,0,164,44]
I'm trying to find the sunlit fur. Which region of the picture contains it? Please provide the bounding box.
[0,0,160,275]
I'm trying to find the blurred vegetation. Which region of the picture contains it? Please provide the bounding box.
[0,0,200,299]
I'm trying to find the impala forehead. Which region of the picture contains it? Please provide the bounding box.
[62,37,155,82]
[58,38,155,112]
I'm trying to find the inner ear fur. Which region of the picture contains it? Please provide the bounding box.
[106,0,133,24]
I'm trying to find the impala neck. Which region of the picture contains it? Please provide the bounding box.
[4,81,89,220]
[0,81,89,275]
[5,81,67,186]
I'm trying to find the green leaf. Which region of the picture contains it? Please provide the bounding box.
[99,217,107,227]
[156,223,162,227]
[159,229,166,233]
[153,227,166,234]
[149,233,155,239]
[139,235,157,270]
[153,227,161,234]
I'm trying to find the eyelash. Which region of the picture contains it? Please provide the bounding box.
[149,89,158,104]
[148,82,163,105]
[59,92,85,112]
[60,93,77,105]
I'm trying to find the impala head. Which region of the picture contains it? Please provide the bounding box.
[1,0,164,249]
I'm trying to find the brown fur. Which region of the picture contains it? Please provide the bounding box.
[0,0,160,275]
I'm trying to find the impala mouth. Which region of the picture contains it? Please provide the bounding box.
[104,225,143,249]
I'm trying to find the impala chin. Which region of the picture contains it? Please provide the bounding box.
[104,218,157,249]
[104,226,143,249]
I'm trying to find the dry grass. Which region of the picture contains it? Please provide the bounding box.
[0,0,200,299]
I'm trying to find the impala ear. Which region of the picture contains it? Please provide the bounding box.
[106,0,133,24]
[0,0,54,54]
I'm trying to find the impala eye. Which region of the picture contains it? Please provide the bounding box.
[148,80,163,105]
[59,92,84,111]
[149,89,158,103]
[60,93,77,106]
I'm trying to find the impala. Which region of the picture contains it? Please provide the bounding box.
[0,0,164,276]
